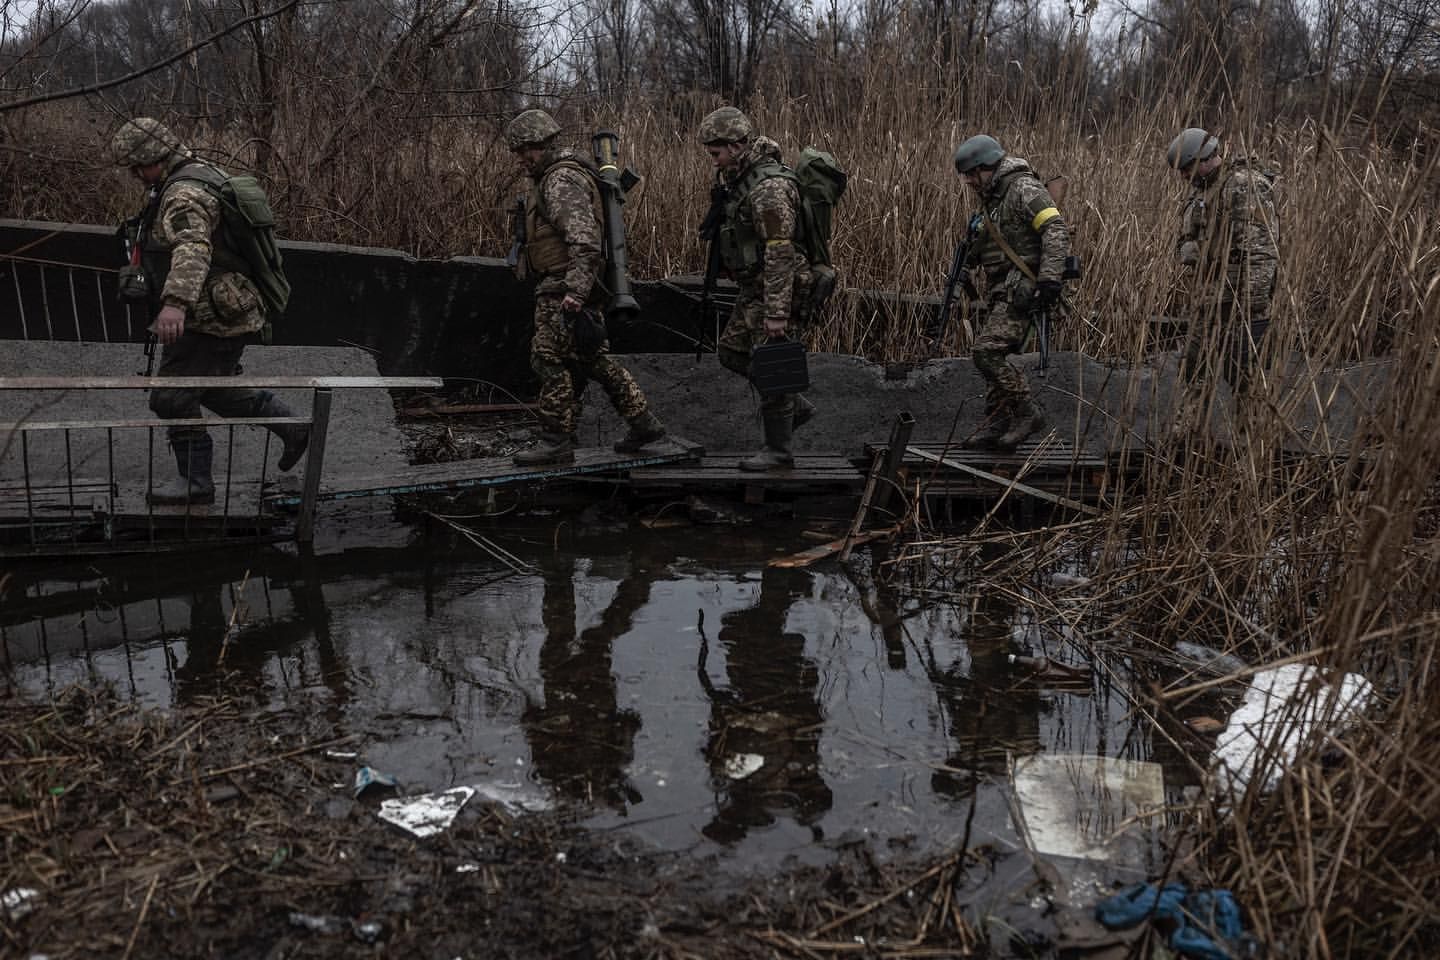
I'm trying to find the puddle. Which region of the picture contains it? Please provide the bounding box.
[1,518,1189,875]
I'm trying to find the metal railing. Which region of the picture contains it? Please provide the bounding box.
[0,376,440,556]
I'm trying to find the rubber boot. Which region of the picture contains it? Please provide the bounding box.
[739,407,794,472]
[514,431,576,466]
[994,399,1046,451]
[613,410,667,453]
[962,403,1009,450]
[251,392,310,471]
[148,434,216,505]
[792,395,817,432]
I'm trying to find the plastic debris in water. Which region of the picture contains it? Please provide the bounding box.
[377,786,476,838]
[1175,641,1249,677]
[1213,664,1373,796]
[722,753,765,779]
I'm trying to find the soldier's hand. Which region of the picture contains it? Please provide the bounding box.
[151,304,186,346]
[763,316,788,339]
[561,293,584,313]
[1035,280,1063,310]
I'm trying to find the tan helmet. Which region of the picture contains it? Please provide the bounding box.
[697,106,752,145]
[110,117,182,167]
[504,109,561,150]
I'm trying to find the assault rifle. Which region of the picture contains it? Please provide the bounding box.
[1035,254,1083,378]
[695,179,728,361]
[935,213,982,341]
[504,195,526,271]
[115,206,157,376]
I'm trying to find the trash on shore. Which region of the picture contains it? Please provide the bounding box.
[1212,663,1374,796]
[2,886,40,920]
[378,786,476,838]
[353,765,401,798]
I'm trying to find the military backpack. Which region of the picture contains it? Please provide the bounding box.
[167,163,291,320]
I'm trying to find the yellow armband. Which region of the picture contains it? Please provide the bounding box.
[1031,207,1060,231]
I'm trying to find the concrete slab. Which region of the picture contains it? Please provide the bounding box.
[582,350,1393,460]
[0,343,409,498]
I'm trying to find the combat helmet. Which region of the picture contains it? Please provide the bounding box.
[697,107,752,145]
[953,135,1005,174]
[505,109,561,150]
[1166,128,1219,171]
[110,117,183,167]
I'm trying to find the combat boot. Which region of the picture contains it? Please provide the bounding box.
[961,404,1008,450]
[613,410,667,454]
[148,434,216,506]
[994,400,1046,451]
[792,395,817,431]
[739,408,795,472]
[514,432,576,466]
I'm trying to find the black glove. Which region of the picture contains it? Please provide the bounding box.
[1035,280,1062,310]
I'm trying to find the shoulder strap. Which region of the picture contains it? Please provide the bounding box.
[981,214,1036,282]
[164,160,227,194]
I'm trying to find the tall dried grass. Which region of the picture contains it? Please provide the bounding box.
[5,22,1440,952]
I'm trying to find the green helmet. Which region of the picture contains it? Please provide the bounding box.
[697,106,752,145]
[953,134,1005,174]
[1166,127,1219,170]
[505,109,561,150]
[110,117,183,167]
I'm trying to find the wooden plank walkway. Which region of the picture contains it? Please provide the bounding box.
[264,438,707,507]
[627,454,867,492]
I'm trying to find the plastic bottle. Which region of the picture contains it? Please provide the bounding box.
[1008,654,1092,683]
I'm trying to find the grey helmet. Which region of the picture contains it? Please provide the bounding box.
[1166,127,1219,170]
[953,134,1005,174]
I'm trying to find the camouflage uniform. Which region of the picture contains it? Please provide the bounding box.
[1176,158,1279,390]
[966,155,1070,416]
[521,145,650,435]
[714,137,810,418]
[111,117,305,500]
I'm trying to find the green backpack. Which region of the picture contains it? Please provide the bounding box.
[792,147,848,321]
[170,165,291,320]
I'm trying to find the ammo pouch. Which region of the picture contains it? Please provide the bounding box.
[116,264,151,305]
[750,337,809,397]
[796,264,837,325]
[568,307,607,359]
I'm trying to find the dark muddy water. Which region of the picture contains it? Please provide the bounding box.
[2,507,1180,876]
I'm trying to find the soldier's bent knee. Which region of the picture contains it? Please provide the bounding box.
[718,347,750,377]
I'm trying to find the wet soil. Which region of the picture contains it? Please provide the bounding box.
[1,506,1196,958]
[1,685,1070,959]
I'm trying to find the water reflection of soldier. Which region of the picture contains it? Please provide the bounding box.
[700,566,833,844]
[930,592,1043,801]
[523,555,647,811]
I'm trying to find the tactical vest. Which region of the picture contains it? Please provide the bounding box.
[139,161,251,312]
[524,156,605,278]
[718,157,798,276]
[970,169,1047,279]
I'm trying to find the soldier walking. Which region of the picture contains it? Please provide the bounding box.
[697,106,817,472]
[1166,127,1279,395]
[110,117,308,505]
[505,109,665,466]
[952,134,1071,450]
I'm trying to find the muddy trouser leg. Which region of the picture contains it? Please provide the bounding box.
[589,352,649,422]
